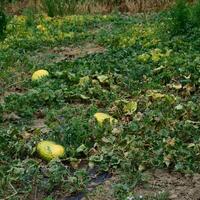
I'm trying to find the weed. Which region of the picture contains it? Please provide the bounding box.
[0,10,7,38]
[168,0,200,35]
[170,0,190,34]
[191,0,200,27]
[41,0,81,16]
[23,8,36,27]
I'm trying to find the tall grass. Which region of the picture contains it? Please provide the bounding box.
[170,0,190,34]
[0,0,7,39]
[5,0,177,15]
[168,0,200,35]
[41,0,68,17]
[84,0,175,13]
[191,0,200,27]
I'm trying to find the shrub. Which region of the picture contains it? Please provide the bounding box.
[0,10,7,38]
[168,0,200,35]
[191,0,200,27]
[41,0,69,17]
[170,0,190,35]
[23,8,35,27]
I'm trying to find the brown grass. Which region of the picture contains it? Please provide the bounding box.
[126,0,175,13]
[5,0,191,15]
[76,0,175,14]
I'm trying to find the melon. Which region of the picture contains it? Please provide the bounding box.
[36,141,65,161]
[32,69,49,81]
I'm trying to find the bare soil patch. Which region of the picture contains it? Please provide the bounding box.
[31,43,106,65]
[51,43,106,62]
[80,169,200,200]
[134,169,200,200]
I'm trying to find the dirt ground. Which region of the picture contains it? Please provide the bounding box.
[135,169,200,200]
[84,169,200,200]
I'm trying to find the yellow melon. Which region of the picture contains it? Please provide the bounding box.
[36,141,65,161]
[32,69,49,81]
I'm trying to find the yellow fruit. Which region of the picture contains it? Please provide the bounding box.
[94,112,117,126]
[32,69,49,81]
[36,141,65,161]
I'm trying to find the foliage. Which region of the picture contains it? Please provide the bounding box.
[169,0,200,35]
[191,0,200,27]
[169,0,190,34]
[41,0,73,17]
[23,8,36,27]
[0,10,7,38]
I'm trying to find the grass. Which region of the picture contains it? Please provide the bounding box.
[0,10,200,200]
[6,0,175,15]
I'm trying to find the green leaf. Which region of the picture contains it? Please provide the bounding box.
[123,101,138,114]
[76,144,87,154]
[97,75,109,83]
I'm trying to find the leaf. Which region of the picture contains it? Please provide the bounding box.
[183,83,195,94]
[147,90,165,100]
[79,76,90,86]
[164,154,172,167]
[76,144,87,154]
[138,164,145,172]
[3,112,21,121]
[70,158,81,169]
[188,143,195,148]
[151,49,162,62]
[21,131,32,140]
[165,138,176,147]
[175,104,183,110]
[137,53,150,63]
[94,112,118,126]
[79,94,90,100]
[153,65,166,74]
[97,75,109,83]
[88,161,95,169]
[102,136,116,144]
[172,82,182,90]
[101,137,110,143]
[123,101,138,115]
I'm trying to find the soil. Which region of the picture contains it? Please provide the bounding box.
[79,169,200,200]
[30,43,106,66]
[134,169,200,200]
[51,43,106,62]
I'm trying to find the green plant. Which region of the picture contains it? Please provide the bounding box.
[23,8,36,27]
[170,0,190,34]
[41,0,68,17]
[65,0,78,14]
[0,10,7,38]
[191,0,200,27]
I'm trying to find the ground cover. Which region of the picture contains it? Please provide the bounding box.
[0,11,200,200]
